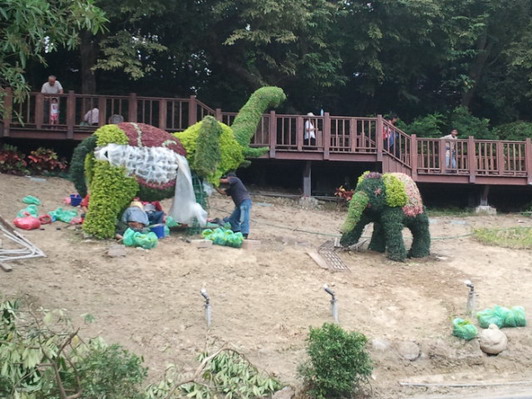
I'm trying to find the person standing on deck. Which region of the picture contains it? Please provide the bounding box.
[441,129,459,170]
[41,75,63,124]
[304,112,317,147]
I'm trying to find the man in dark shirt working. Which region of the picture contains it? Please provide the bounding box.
[216,172,252,238]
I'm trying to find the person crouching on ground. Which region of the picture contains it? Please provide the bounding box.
[116,200,149,239]
[216,172,252,239]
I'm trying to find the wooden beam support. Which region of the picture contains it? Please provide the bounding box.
[303,161,312,197]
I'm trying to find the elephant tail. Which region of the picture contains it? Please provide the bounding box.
[231,86,286,148]
[69,135,98,198]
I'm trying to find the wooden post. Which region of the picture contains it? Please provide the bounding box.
[215,108,222,122]
[480,185,490,206]
[159,99,167,130]
[323,112,331,160]
[188,95,197,126]
[376,115,383,161]
[2,88,13,137]
[349,118,357,152]
[98,96,106,125]
[269,111,277,157]
[525,138,532,185]
[496,141,505,175]
[35,93,44,129]
[296,116,303,151]
[468,136,476,183]
[128,93,138,122]
[411,134,418,180]
[66,91,75,139]
[303,161,312,197]
[439,137,447,174]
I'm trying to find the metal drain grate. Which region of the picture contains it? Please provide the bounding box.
[318,240,350,272]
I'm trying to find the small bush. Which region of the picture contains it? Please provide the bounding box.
[0,144,28,174]
[299,323,372,399]
[27,147,68,174]
[448,106,495,139]
[401,113,445,138]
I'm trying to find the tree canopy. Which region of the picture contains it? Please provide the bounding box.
[6,0,532,134]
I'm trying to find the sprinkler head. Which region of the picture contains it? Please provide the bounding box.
[200,288,209,301]
[323,284,335,297]
[464,280,474,290]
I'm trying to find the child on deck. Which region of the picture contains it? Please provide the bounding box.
[49,98,59,125]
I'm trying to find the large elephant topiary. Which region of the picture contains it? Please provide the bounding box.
[70,87,286,239]
[339,171,431,262]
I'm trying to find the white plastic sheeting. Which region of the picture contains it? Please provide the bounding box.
[169,155,207,226]
[94,143,180,184]
[94,144,207,226]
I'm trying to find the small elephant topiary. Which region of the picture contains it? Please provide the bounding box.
[340,171,430,261]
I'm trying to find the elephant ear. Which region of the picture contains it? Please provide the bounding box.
[382,174,408,207]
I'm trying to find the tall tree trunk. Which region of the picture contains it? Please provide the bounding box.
[461,29,492,108]
[80,31,98,94]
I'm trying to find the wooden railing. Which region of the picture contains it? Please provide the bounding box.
[1,90,531,184]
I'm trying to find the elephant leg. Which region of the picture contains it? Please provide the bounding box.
[340,214,371,247]
[407,212,431,258]
[368,222,386,253]
[83,161,139,239]
[381,208,407,261]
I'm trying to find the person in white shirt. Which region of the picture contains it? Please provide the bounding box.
[304,112,316,146]
[441,129,459,169]
[41,75,63,95]
[41,75,63,124]
[83,108,100,126]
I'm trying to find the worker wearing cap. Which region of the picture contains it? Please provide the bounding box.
[121,200,149,231]
[216,172,252,238]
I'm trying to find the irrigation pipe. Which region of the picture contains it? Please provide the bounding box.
[210,205,473,240]
[399,380,532,388]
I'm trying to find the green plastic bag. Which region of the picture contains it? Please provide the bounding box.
[477,305,527,328]
[202,227,244,248]
[165,216,179,228]
[48,207,78,223]
[123,228,158,249]
[22,195,41,205]
[503,306,527,327]
[452,318,478,340]
[17,205,39,218]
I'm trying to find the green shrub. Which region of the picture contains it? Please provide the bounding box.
[0,144,28,175]
[493,121,532,141]
[401,113,445,138]
[448,106,495,139]
[299,323,372,399]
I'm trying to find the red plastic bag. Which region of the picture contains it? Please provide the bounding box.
[13,216,41,230]
[39,215,52,225]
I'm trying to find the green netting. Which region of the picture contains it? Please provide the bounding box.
[186,173,209,235]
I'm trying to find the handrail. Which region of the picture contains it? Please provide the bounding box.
[0,89,530,184]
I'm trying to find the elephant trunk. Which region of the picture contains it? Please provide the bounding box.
[231,87,286,147]
[340,191,369,233]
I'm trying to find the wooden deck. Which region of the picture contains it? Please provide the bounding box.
[1,90,532,187]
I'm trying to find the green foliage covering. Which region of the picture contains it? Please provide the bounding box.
[356,171,370,186]
[83,160,139,239]
[193,116,222,177]
[493,121,532,141]
[69,135,98,197]
[175,122,245,185]
[382,174,408,207]
[340,191,369,233]
[299,323,372,399]
[95,124,129,146]
[341,172,430,261]
[231,86,286,147]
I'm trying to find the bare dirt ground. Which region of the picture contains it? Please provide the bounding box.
[1,173,532,398]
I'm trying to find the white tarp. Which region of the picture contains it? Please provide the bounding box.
[94,144,207,226]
